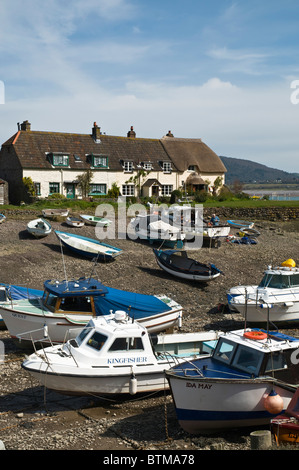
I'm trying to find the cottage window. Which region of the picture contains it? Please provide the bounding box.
[49,182,60,194]
[123,161,134,172]
[89,184,107,195]
[52,154,69,166]
[92,155,108,168]
[161,185,173,196]
[34,183,41,196]
[122,184,135,196]
[162,161,172,173]
[142,162,152,171]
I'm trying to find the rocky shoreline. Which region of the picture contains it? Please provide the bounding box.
[0,212,299,451]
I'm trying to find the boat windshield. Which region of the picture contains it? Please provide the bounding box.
[259,274,291,289]
[108,337,144,352]
[213,338,264,376]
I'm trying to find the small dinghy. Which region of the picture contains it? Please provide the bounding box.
[66,216,84,228]
[80,214,111,227]
[27,218,52,238]
[42,208,69,218]
[227,219,254,229]
[153,249,222,282]
[0,214,6,224]
[238,227,260,238]
[55,230,122,261]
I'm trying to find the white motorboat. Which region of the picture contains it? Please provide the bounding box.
[227,259,299,326]
[22,312,220,396]
[0,277,183,347]
[27,218,52,238]
[129,214,185,249]
[166,328,299,433]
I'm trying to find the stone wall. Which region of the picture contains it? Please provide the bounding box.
[203,206,299,222]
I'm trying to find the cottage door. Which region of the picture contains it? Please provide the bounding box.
[66,183,75,199]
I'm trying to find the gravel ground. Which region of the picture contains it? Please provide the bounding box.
[0,212,299,452]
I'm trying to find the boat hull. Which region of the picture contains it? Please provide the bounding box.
[166,374,294,433]
[153,250,221,282]
[227,220,254,229]
[66,217,84,228]
[55,230,122,261]
[227,286,299,326]
[0,301,182,346]
[27,218,52,238]
[22,363,173,395]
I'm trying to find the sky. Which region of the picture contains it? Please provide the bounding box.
[1,0,299,173]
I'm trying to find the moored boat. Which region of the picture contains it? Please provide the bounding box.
[42,208,69,218]
[227,219,254,229]
[21,312,220,396]
[0,277,183,346]
[66,216,85,228]
[166,328,299,433]
[271,387,299,445]
[80,214,111,227]
[153,249,222,282]
[55,230,122,261]
[27,218,52,238]
[129,214,185,249]
[227,259,299,326]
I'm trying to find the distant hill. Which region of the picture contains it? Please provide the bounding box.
[220,156,299,184]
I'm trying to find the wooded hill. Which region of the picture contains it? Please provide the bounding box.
[220,156,299,184]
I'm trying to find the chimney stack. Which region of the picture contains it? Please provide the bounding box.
[127,126,136,138]
[92,122,101,142]
[20,120,31,131]
[166,130,174,137]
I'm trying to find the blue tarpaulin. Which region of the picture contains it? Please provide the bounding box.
[94,286,172,320]
[0,283,43,300]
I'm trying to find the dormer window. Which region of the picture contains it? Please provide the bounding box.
[188,165,195,171]
[142,162,153,171]
[161,161,172,173]
[88,154,108,168]
[93,155,108,168]
[50,153,69,167]
[123,161,134,172]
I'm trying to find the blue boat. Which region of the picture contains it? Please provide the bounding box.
[0,282,43,329]
[0,214,6,224]
[227,219,254,229]
[55,230,123,261]
[166,328,299,434]
[0,277,183,344]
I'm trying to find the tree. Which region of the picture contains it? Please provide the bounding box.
[22,176,35,197]
[76,169,93,198]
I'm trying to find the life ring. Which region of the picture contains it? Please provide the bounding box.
[243,331,267,340]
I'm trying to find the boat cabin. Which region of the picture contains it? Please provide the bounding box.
[63,313,218,366]
[211,329,299,384]
[42,278,108,315]
[258,267,299,290]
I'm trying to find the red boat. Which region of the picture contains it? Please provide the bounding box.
[271,387,299,446]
